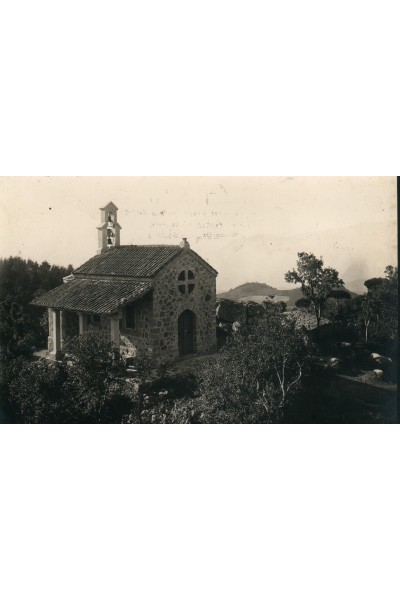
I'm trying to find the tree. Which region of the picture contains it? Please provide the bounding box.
[9,330,139,423]
[263,298,287,313]
[356,265,398,345]
[9,359,70,424]
[0,257,74,422]
[64,330,130,423]
[355,293,377,343]
[285,252,344,334]
[380,266,398,344]
[198,310,312,423]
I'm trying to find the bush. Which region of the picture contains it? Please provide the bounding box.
[198,310,312,423]
[10,360,70,423]
[9,331,138,423]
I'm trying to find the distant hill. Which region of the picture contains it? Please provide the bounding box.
[213,221,397,292]
[217,282,303,307]
[345,279,368,295]
[217,281,356,308]
[217,282,278,300]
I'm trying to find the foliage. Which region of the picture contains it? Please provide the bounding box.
[0,257,73,421]
[364,277,385,290]
[64,329,130,423]
[322,296,353,327]
[285,252,344,333]
[125,387,202,424]
[355,266,398,346]
[263,298,287,313]
[132,346,156,382]
[327,289,351,300]
[0,299,44,360]
[295,297,311,310]
[197,310,312,423]
[9,360,70,424]
[0,256,73,305]
[8,331,138,423]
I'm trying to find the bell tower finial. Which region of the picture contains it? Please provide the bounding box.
[97,202,122,254]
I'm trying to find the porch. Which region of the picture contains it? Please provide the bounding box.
[46,308,121,361]
[30,277,154,360]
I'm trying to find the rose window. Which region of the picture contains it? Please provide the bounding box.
[178,270,195,294]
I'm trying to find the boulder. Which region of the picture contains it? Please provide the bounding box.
[312,356,342,371]
[371,353,392,368]
[120,336,138,363]
[373,369,384,379]
[328,357,342,370]
[216,298,247,323]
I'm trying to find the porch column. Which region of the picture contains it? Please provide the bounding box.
[78,313,88,335]
[110,315,120,347]
[49,309,62,360]
[60,310,67,350]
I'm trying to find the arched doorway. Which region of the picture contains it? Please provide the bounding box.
[178,310,196,356]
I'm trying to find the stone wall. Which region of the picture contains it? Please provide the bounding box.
[46,251,217,360]
[120,292,153,351]
[151,251,217,358]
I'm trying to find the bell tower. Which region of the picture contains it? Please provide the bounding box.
[97,202,122,254]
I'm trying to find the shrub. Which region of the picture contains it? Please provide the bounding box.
[198,310,312,423]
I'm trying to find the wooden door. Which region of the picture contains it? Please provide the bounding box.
[178,310,196,356]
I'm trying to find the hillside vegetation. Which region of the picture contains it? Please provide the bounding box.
[217,282,303,307]
[218,281,357,308]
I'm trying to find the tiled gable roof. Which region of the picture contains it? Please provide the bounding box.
[30,279,153,315]
[74,245,184,278]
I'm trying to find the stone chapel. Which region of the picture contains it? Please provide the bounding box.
[32,203,218,360]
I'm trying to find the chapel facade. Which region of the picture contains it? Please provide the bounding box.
[32,203,218,360]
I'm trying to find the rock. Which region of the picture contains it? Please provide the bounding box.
[216,299,247,323]
[120,336,137,357]
[371,353,392,368]
[232,321,242,333]
[373,369,384,379]
[328,357,342,370]
[312,356,342,371]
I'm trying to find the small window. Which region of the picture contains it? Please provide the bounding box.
[125,304,135,329]
[177,270,196,295]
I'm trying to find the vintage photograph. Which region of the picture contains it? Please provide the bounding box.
[0,176,397,423]
[2,3,398,599]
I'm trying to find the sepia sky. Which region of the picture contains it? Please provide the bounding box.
[0,176,397,291]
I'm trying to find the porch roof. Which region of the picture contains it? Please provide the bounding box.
[31,278,153,315]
